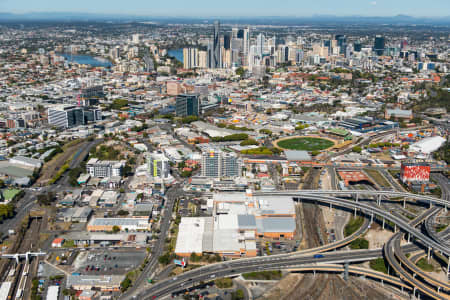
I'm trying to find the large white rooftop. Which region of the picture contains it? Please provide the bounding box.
[175,217,208,254]
[410,136,446,154]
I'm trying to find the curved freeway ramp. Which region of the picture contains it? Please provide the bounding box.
[287,264,411,290]
[292,217,370,256]
[385,236,449,300]
[256,190,449,207]
[384,207,450,300]
[289,194,450,257]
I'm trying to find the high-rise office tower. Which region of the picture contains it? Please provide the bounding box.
[354,40,362,52]
[223,33,231,50]
[232,27,239,39]
[374,35,386,56]
[335,35,347,55]
[207,41,213,68]
[176,94,199,117]
[323,40,331,55]
[256,33,265,57]
[237,29,244,39]
[345,45,353,58]
[132,34,140,44]
[243,27,250,66]
[401,38,408,50]
[213,20,221,68]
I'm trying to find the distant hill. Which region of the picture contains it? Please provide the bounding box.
[0,12,449,25]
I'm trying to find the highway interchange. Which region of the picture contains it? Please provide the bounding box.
[2,126,448,300]
[130,187,450,300]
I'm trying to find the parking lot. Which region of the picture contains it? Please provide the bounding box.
[256,240,298,256]
[73,249,147,275]
[172,281,240,300]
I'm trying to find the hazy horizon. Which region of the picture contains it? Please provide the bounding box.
[0,0,449,18]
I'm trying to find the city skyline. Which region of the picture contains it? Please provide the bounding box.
[1,0,450,17]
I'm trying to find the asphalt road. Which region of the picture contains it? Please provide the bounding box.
[138,245,419,299]
[1,138,102,237]
[384,208,449,300]
[121,183,182,300]
[433,173,450,201]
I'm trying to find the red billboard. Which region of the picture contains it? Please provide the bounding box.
[400,163,430,183]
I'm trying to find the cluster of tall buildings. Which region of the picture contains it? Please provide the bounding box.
[183,22,392,71]
[183,22,251,69]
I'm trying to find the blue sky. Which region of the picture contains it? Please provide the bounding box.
[1,0,449,17]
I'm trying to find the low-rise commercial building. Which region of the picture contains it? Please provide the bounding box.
[66,275,123,292]
[86,158,125,178]
[87,218,150,232]
[175,191,296,258]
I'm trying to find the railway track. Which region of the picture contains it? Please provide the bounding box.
[1,217,43,300]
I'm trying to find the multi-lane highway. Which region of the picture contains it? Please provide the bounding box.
[255,189,450,207]
[295,194,450,257]
[136,189,450,299]
[139,246,418,299]
[384,207,450,300]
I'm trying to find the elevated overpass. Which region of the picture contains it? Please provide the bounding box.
[134,190,450,299]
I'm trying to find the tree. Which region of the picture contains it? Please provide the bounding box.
[311,150,320,156]
[232,289,245,300]
[352,146,362,153]
[36,192,55,206]
[259,129,272,136]
[120,277,132,292]
[190,252,200,262]
[240,139,259,146]
[112,225,120,233]
[117,210,129,216]
[235,67,245,77]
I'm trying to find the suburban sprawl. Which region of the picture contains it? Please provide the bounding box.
[0,17,449,300]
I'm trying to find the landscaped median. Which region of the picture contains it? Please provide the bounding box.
[242,270,282,280]
[37,138,86,186]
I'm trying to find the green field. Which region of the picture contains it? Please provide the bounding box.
[277,137,334,151]
[2,189,21,201]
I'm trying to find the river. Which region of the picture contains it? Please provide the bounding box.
[168,49,183,63]
[57,53,113,67]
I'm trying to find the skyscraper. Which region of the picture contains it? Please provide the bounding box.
[256,33,265,57]
[213,20,221,68]
[354,40,362,52]
[243,27,250,66]
[237,29,244,39]
[374,35,386,56]
[232,27,239,39]
[176,94,200,117]
[335,35,347,55]
[223,33,231,50]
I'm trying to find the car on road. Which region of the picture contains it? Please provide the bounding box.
[313,254,324,258]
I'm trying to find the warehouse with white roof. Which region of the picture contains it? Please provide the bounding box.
[409,136,446,154]
[175,192,296,258]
